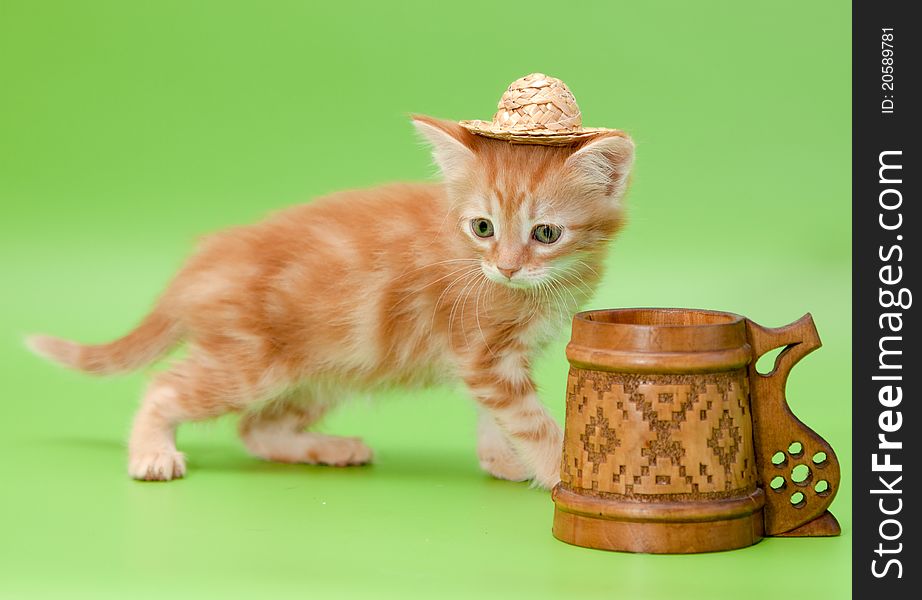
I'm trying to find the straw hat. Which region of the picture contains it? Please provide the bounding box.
[459,73,618,146]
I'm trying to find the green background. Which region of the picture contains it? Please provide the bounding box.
[0,1,850,598]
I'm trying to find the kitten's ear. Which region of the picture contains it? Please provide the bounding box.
[412,115,476,178]
[566,133,635,201]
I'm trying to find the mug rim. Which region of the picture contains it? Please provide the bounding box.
[567,307,751,373]
[574,307,745,329]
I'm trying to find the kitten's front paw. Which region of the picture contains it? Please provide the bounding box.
[533,466,562,490]
[129,450,186,481]
[478,445,532,482]
[531,430,564,489]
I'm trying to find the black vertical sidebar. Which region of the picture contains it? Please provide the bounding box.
[853,0,918,596]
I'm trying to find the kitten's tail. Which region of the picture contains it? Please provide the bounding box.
[25,307,183,376]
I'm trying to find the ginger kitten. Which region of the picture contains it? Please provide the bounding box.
[27,115,634,488]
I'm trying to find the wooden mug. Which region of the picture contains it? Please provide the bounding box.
[551,308,840,554]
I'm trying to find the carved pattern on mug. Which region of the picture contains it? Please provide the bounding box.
[561,368,758,501]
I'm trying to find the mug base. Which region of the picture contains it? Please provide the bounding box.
[552,486,765,554]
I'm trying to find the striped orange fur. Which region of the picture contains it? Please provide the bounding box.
[27,115,634,485]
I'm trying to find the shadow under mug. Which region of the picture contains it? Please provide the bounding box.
[551,308,840,554]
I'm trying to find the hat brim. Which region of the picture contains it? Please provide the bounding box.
[459,120,619,146]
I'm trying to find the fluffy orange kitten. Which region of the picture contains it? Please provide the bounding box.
[27,115,634,488]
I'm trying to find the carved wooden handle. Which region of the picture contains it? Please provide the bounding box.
[745,314,841,536]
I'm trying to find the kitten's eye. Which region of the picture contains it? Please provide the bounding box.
[471,218,494,238]
[532,224,562,244]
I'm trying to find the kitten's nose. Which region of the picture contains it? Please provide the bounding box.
[497,265,520,279]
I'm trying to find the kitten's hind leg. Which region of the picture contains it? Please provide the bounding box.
[128,353,283,481]
[128,380,188,481]
[238,392,373,467]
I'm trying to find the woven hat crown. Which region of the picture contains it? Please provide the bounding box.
[458,72,617,145]
[492,73,582,133]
